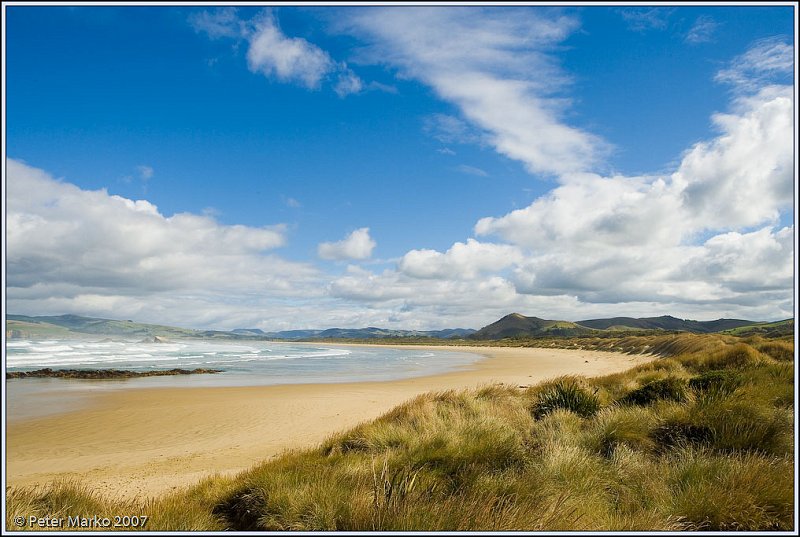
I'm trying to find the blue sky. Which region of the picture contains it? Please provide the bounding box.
[4,3,796,330]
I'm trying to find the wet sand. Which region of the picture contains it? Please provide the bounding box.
[6,344,654,500]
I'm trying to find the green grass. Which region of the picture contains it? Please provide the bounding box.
[6,333,795,531]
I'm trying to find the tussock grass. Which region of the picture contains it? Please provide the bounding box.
[7,333,795,531]
[530,376,600,419]
[618,376,688,406]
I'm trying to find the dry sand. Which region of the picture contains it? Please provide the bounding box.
[6,344,654,500]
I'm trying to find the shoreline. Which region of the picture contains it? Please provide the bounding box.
[6,344,655,500]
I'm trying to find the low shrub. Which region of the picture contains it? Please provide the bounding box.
[531,379,600,419]
[651,421,713,451]
[618,377,687,406]
[688,370,741,396]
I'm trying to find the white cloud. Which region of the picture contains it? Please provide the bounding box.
[192,8,364,94]
[477,83,793,246]
[246,11,334,89]
[6,159,325,328]
[467,74,794,315]
[679,226,794,293]
[399,239,523,280]
[715,36,793,92]
[342,8,607,177]
[334,67,364,97]
[676,85,794,230]
[685,16,719,44]
[318,228,376,260]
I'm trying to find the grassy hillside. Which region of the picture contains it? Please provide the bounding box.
[6,319,77,339]
[575,315,755,333]
[722,319,794,338]
[6,314,234,339]
[470,313,595,339]
[6,332,794,531]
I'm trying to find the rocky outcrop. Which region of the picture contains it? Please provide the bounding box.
[7,368,222,379]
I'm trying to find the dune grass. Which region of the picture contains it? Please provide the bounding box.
[5,333,795,531]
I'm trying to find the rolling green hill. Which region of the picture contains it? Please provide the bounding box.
[575,315,755,333]
[470,313,787,340]
[469,313,596,339]
[6,314,226,339]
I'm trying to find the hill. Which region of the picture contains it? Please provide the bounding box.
[575,315,755,333]
[7,313,787,342]
[470,313,595,339]
[6,314,231,339]
[470,313,780,340]
[265,327,476,340]
[720,318,794,337]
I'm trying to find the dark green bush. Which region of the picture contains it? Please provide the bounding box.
[619,377,687,406]
[651,421,713,451]
[532,380,600,419]
[688,370,742,396]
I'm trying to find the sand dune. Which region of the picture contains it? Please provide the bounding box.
[6,344,654,500]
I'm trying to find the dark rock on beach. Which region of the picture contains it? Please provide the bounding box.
[7,368,222,379]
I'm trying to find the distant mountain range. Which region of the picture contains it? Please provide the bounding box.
[5,314,475,340]
[468,313,793,339]
[232,327,476,339]
[5,312,793,341]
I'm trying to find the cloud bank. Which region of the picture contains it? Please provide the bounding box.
[6,159,323,329]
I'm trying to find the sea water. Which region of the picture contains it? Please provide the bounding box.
[5,338,484,420]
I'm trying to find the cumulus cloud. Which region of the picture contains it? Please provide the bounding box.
[341,8,607,176]
[318,228,376,261]
[399,239,523,280]
[676,86,793,230]
[470,78,794,314]
[6,159,324,328]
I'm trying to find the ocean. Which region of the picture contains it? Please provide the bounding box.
[5,338,484,420]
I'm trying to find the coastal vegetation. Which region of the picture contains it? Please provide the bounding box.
[5,331,794,531]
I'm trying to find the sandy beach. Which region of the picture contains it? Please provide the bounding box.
[6,344,654,500]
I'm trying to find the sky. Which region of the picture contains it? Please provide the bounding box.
[3,3,797,331]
